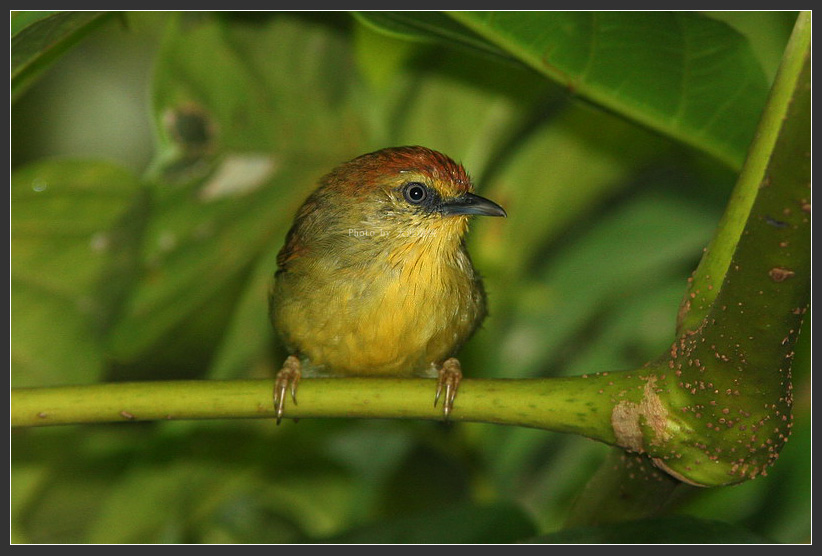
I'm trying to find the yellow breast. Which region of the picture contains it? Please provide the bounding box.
[271,230,485,377]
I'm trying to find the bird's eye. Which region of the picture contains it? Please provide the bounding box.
[403,182,428,205]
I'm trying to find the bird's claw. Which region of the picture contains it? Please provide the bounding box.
[435,357,463,419]
[274,355,301,424]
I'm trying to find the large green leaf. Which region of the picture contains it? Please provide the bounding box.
[471,101,668,278]
[12,422,358,543]
[10,11,112,102]
[10,160,143,386]
[352,11,510,61]
[361,11,773,169]
[487,191,718,380]
[107,13,369,363]
[452,12,772,169]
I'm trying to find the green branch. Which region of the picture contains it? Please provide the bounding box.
[651,12,810,487]
[563,14,811,515]
[11,372,648,441]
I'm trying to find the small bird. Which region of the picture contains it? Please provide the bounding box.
[269,146,506,422]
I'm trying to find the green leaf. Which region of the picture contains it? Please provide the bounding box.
[207,252,278,379]
[10,11,112,102]
[320,502,537,544]
[449,11,771,169]
[352,11,510,61]
[12,422,361,543]
[352,18,420,92]
[10,11,61,35]
[386,52,548,175]
[108,13,369,362]
[532,516,771,543]
[471,101,669,278]
[10,160,143,386]
[704,11,798,83]
[494,190,718,379]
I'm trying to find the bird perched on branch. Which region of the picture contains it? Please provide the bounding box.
[269,146,506,422]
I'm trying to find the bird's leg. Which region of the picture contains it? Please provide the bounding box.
[273,355,301,424]
[434,357,463,419]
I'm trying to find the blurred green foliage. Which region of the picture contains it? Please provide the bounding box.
[10,11,808,543]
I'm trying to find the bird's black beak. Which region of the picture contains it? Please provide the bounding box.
[440,192,507,218]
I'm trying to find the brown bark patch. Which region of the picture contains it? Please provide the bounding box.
[611,377,671,453]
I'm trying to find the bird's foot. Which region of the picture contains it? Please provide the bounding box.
[274,355,301,424]
[434,357,463,419]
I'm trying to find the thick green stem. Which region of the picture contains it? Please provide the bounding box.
[565,12,811,516]
[11,372,649,439]
[653,12,810,486]
[678,11,812,334]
